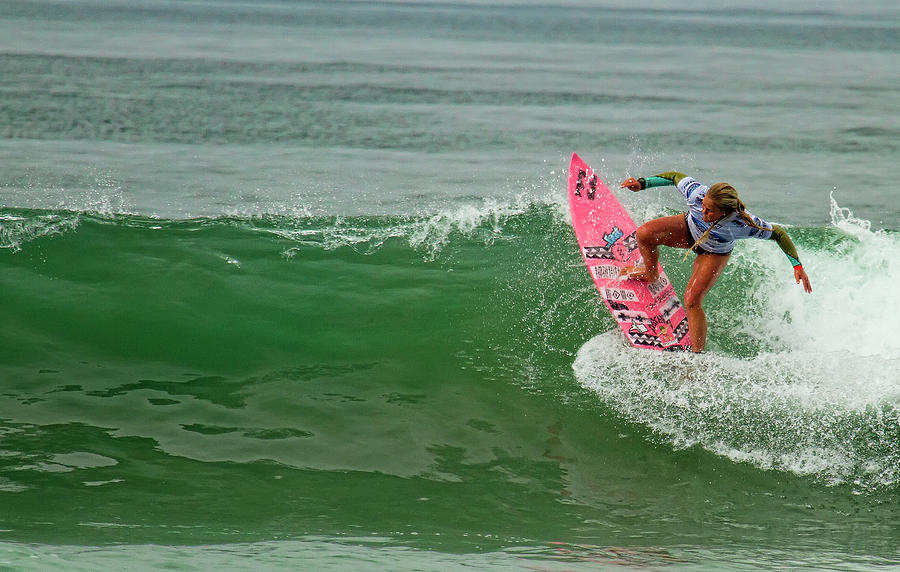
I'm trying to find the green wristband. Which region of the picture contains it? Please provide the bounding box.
[643,176,674,189]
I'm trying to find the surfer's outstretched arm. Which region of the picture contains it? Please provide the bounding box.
[620,172,687,191]
[770,225,812,293]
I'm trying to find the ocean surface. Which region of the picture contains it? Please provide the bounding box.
[1,0,899,569]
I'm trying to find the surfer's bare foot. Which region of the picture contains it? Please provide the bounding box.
[619,265,658,282]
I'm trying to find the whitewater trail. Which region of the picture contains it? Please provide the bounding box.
[574,196,900,491]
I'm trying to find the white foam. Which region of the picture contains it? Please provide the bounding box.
[745,193,900,357]
[270,195,546,260]
[573,197,900,489]
[0,212,81,251]
[574,332,899,489]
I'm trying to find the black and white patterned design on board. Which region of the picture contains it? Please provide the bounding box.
[647,275,670,297]
[628,316,690,349]
[574,169,586,197]
[622,231,638,253]
[584,232,637,261]
[583,245,615,260]
[591,264,620,280]
[613,306,650,325]
[628,331,668,348]
[658,296,682,321]
[574,169,597,199]
[673,316,690,341]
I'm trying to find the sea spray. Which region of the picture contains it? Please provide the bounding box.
[574,334,899,490]
[573,197,900,490]
[0,211,81,251]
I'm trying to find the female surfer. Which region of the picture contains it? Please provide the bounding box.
[619,172,812,353]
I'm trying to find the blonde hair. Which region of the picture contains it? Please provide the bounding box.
[684,182,769,258]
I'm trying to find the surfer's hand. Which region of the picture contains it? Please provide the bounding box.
[794,266,812,293]
[620,178,642,192]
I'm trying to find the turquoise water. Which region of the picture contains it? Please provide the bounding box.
[1,1,899,569]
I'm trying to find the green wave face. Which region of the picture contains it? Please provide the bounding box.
[0,202,897,554]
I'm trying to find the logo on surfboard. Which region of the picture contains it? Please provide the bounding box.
[583,228,638,262]
[603,226,623,248]
[574,169,598,200]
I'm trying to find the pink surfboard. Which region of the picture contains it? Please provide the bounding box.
[568,153,691,351]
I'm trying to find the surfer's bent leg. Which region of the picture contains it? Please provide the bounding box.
[621,214,693,281]
[683,252,730,352]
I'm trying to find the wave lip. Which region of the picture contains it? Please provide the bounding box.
[0,210,82,251]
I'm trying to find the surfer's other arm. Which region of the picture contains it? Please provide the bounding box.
[770,225,812,293]
[620,172,687,192]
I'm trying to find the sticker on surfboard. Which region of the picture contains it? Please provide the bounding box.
[568,152,691,351]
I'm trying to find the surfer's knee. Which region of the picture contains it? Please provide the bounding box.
[635,223,655,245]
[683,288,705,310]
